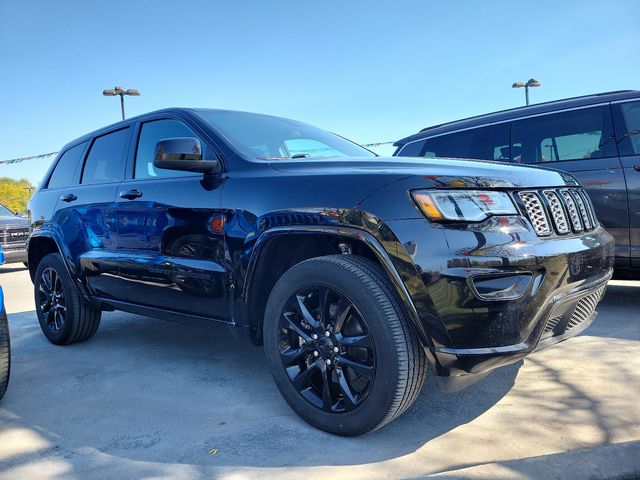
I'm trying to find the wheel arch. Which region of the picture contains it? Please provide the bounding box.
[27,233,63,281]
[28,230,96,306]
[240,225,432,348]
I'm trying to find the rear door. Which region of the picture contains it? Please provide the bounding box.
[510,106,629,268]
[612,99,640,268]
[30,142,87,240]
[54,127,130,297]
[112,116,228,320]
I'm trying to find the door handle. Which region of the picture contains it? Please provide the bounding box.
[60,193,77,202]
[119,189,143,200]
[634,164,640,172]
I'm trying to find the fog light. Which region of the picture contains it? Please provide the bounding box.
[470,273,532,300]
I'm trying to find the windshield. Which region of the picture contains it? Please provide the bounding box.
[196,110,375,160]
[0,204,15,217]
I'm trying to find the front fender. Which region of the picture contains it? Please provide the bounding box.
[234,207,453,353]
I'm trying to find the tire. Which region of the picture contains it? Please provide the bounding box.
[0,308,9,401]
[264,254,427,436]
[34,253,101,345]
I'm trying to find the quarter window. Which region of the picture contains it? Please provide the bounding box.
[47,142,86,189]
[135,119,208,179]
[510,107,615,164]
[396,140,426,157]
[81,128,130,184]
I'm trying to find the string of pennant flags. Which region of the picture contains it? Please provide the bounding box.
[0,141,396,166]
[0,151,59,165]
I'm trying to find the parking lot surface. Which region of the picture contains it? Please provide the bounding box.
[0,264,638,479]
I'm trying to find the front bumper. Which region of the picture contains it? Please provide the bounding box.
[384,216,615,390]
[0,243,27,264]
[432,271,610,391]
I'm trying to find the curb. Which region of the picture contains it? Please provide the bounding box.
[423,441,640,480]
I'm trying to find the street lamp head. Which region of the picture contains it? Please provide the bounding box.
[526,78,541,87]
[512,81,526,88]
[103,85,141,120]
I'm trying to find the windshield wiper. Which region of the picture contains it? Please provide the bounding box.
[260,155,341,160]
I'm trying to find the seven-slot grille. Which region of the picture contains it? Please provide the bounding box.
[517,189,597,237]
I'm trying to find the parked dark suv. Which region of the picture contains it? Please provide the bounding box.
[394,90,640,278]
[0,203,29,265]
[27,108,614,435]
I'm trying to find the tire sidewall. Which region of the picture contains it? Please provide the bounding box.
[34,253,78,345]
[264,257,404,435]
[0,308,9,401]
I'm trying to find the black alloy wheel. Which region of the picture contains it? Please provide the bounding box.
[264,255,427,436]
[34,253,101,345]
[278,285,375,412]
[38,267,67,335]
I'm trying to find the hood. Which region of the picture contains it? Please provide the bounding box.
[0,215,29,228]
[269,156,580,189]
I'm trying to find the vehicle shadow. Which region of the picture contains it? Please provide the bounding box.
[0,264,28,274]
[0,309,520,474]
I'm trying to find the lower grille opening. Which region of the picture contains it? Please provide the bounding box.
[541,285,606,340]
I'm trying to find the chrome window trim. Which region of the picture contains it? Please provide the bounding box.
[396,102,610,155]
[611,97,640,105]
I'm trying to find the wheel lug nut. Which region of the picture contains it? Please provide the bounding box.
[325,331,330,337]
[313,351,319,357]
[333,347,339,353]
[312,334,318,340]
[325,359,331,365]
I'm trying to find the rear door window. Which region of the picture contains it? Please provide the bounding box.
[81,128,130,184]
[421,126,490,160]
[47,142,87,189]
[510,106,616,164]
[486,123,511,161]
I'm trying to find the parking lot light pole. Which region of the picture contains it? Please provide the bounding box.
[102,86,141,120]
[512,78,541,106]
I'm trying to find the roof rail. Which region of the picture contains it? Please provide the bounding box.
[418,90,637,133]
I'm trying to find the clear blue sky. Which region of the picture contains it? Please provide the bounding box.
[1,0,638,185]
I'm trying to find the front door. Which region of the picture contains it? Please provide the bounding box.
[113,118,228,320]
[613,99,640,268]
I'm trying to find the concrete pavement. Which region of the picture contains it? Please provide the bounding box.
[0,264,638,479]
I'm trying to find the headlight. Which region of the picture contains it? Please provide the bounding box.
[412,190,517,222]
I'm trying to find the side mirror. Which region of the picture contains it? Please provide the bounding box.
[153,137,220,174]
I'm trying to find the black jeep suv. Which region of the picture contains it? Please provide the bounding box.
[27,108,614,435]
